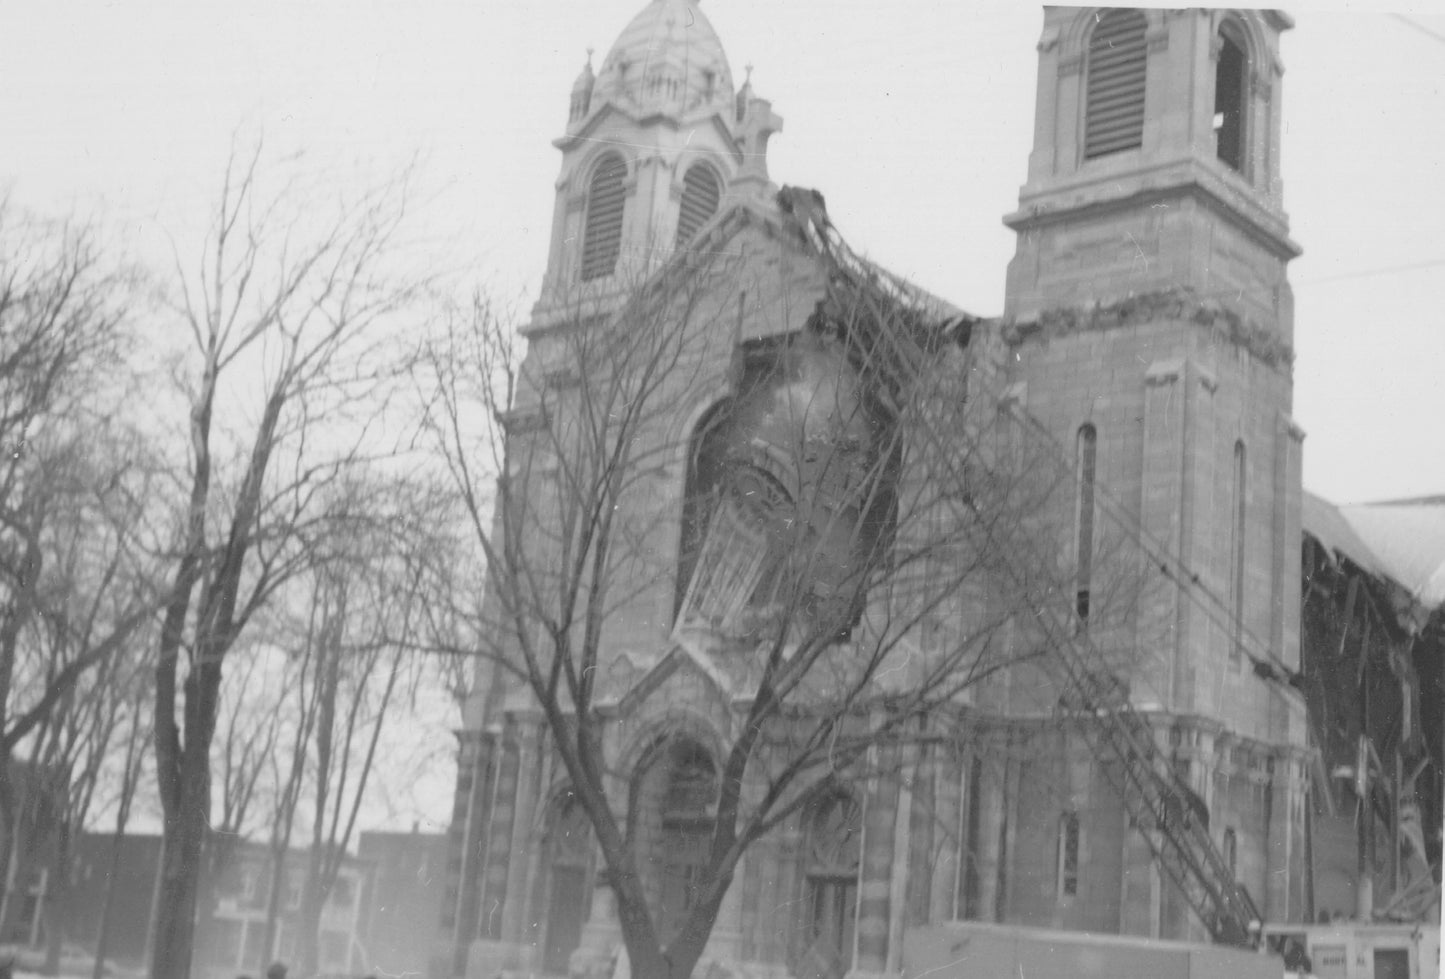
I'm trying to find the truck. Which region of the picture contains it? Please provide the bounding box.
[1260,922,1440,979]
[903,921,1282,979]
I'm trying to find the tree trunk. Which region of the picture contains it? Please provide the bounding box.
[150,782,206,978]
[150,736,213,979]
[295,846,329,978]
[260,841,286,967]
[0,779,51,947]
[0,812,24,943]
[42,820,72,975]
[0,764,16,926]
[297,605,341,978]
[92,831,128,979]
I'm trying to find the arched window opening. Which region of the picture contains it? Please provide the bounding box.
[1229,441,1247,663]
[1085,9,1148,160]
[675,164,722,247]
[541,790,593,974]
[1075,424,1098,624]
[633,738,717,945]
[1056,811,1080,899]
[1223,827,1238,879]
[795,792,862,979]
[580,152,627,281]
[1214,23,1248,173]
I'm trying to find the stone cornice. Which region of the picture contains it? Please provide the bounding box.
[1002,286,1294,370]
[1004,156,1301,262]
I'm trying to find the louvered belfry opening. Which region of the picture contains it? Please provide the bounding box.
[1084,9,1148,160]
[675,164,722,248]
[580,152,627,281]
[1214,23,1248,172]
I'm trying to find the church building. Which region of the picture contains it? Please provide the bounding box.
[437,5,1312,978]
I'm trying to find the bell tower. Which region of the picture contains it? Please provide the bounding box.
[1000,9,1310,935]
[531,0,782,329]
[1004,8,1298,335]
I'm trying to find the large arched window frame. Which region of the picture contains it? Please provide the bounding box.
[580,151,628,281]
[1083,9,1148,161]
[673,333,898,645]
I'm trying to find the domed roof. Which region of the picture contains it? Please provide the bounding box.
[591,0,735,121]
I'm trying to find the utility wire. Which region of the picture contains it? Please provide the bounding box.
[1297,257,1445,287]
[1391,14,1445,47]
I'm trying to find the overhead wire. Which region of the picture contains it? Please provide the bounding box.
[1390,14,1445,47]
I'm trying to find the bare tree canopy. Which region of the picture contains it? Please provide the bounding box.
[0,202,164,938]
[146,144,426,979]
[416,195,1151,979]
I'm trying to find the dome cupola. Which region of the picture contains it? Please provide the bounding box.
[590,0,735,122]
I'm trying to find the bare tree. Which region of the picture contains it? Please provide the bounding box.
[415,197,1135,979]
[257,627,323,967]
[286,475,451,975]
[0,204,161,918]
[90,674,151,979]
[31,629,155,975]
[147,144,421,979]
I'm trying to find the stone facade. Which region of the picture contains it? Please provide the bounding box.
[437,5,1312,978]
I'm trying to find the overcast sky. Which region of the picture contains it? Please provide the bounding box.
[4,1,1443,511]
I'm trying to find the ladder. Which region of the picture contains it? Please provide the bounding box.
[778,185,1264,947]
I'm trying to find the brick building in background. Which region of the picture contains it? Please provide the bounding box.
[437,5,1434,978]
[61,830,447,977]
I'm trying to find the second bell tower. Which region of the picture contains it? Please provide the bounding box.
[999,8,1309,937]
[1005,8,1298,334]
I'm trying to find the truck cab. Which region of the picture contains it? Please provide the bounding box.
[1260,923,1440,979]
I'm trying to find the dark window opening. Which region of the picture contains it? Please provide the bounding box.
[1075,424,1097,624]
[1085,9,1148,160]
[960,756,982,919]
[1230,441,1247,663]
[1214,26,1247,172]
[1058,811,1080,898]
[796,792,862,979]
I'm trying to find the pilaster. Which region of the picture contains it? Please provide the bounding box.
[929,748,963,922]
[853,750,900,976]
[1264,750,1309,922]
[447,729,496,975]
[972,739,1005,924]
[498,716,546,951]
[1139,359,1187,708]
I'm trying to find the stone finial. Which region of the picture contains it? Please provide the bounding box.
[569,48,596,125]
[732,66,782,195]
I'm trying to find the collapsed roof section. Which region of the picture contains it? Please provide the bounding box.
[1304,491,1445,632]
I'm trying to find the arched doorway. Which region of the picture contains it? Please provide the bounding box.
[541,789,594,974]
[632,737,718,944]
[794,791,861,979]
